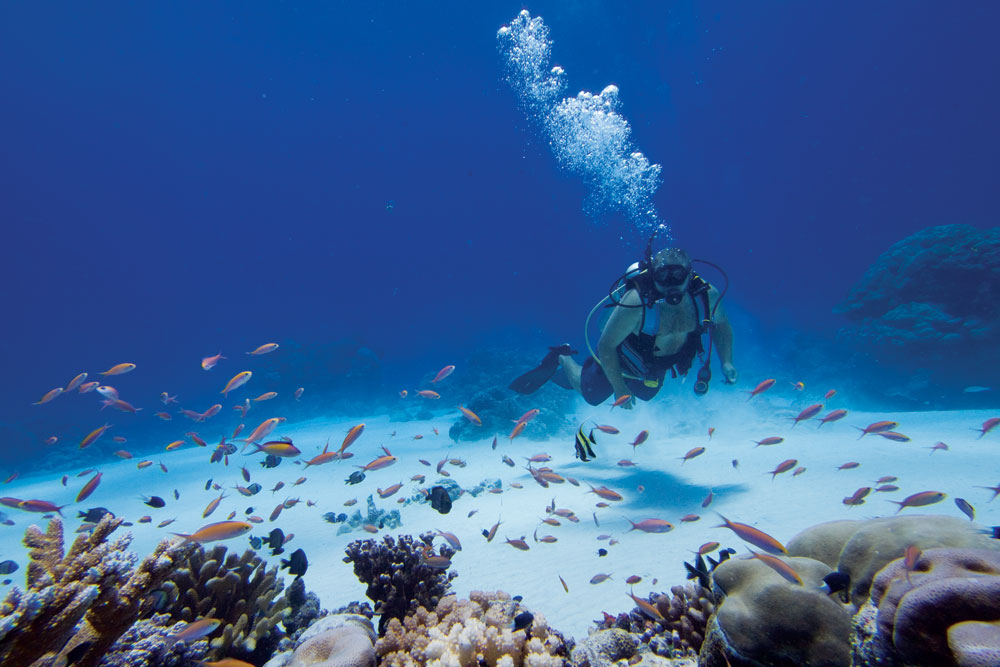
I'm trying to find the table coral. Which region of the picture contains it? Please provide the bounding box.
[376,591,568,667]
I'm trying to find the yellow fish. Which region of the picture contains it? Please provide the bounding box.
[221,371,252,397]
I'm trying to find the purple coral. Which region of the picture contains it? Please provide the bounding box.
[343,532,457,635]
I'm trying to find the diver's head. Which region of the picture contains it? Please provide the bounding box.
[650,248,692,305]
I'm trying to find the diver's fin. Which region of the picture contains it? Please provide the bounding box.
[508,344,575,395]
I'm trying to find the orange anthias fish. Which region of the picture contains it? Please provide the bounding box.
[791,403,823,426]
[748,550,802,585]
[33,388,64,405]
[766,459,798,480]
[509,421,527,441]
[358,454,397,471]
[221,371,252,397]
[339,423,365,454]
[304,440,338,468]
[243,417,286,444]
[458,406,482,426]
[249,441,301,457]
[75,473,102,503]
[100,363,136,376]
[516,409,541,425]
[817,409,848,427]
[855,420,899,439]
[431,365,455,383]
[416,390,440,399]
[626,518,673,533]
[64,372,88,393]
[891,491,946,513]
[746,378,776,400]
[716,514,787,554]
[17,499,67,515]
[247,343,279,355]
[974,417,1000,439]
[587,484,623,501]
[610,395,632,410]
[252,392,278,402]
[201,353,225,370]
[80,423,112,449]
[630,430,649,450]
[679,447,705,464]
[173,521,253,544]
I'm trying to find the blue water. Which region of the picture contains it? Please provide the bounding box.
[1,2,997,470]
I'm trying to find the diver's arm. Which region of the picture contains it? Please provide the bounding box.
[597,290,642,397]
[709,286,737,383]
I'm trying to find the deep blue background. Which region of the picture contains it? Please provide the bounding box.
[1,2,997,462]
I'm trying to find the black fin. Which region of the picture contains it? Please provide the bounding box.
[508,345,574,395]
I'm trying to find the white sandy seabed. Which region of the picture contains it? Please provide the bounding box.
[1,389,998,641]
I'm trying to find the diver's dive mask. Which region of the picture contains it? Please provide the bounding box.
[654,264,691,305]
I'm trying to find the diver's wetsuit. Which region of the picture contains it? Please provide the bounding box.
[580,291,707,406]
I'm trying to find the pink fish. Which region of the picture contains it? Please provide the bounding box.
[221,371,252,397]
[247,343,279,355]
[791,403,823,426]
[817,409,848,427]
[65,373,88,393]
[33,388,63,405]
[201,353,225,370]
[746,379,776,400]
[431,365,455,383]
[974,417,1000,439]
[159,391,177,404]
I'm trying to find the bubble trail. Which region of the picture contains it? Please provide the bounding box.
[498,10,665,236]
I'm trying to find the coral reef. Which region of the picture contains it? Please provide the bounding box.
[330,496,403,536]
[699,554,849,667]
[289,614,377,667]
[593,583,715,658]
[852,548,1000,666]
[152,543,289,662]
[787,515,1000,609]
[266,614,378,667]
[376,591,569,666]
[283,576,326,642]
[343,533,457,635]
[0,515,197,667]
[835,224,1000,389]
[100,613,209,666]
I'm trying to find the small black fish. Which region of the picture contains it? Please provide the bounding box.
[502,455,515,467]
[512,595,523,602]
[173,489,180,500]
[512,611,533,631]
[574,425,597,462]
[684,553,712,590]
[142,496,165,508]
[732,459,739,469]
[210,448,225,464]
[346,471,366,485]
[820,571,851,603]
[247,483,262,495]
[2,579,10,585]
[429,485,452,515]
[260,454,281,469]
[280,548,308,578]
[205,478,213,491]
[77,507,114,523]
[266,528,285,554]
[0,560,18,575]
[249,535,262,550]
[245,506,255,515]
[597,548,608,557]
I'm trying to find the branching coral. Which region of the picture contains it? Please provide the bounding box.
[0,515,197,667]
[151,544,289,662]
[376,591,568,667]
[343,533,457,635]
[594,583,715,658]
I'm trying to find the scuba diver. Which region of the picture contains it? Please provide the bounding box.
[510,233,737,409]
